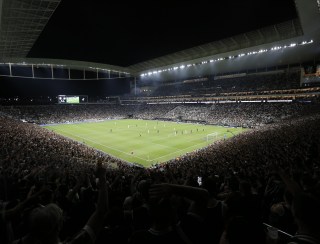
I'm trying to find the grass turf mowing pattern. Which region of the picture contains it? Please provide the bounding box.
[44,119,247,167]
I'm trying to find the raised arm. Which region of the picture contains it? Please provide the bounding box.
[275,166,302,196]
[82,162,109,242]
[1,184,50,219]
[149,183,209,203]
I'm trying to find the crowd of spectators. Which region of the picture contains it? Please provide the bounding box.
[0,104,177,125]
[1,101,320,244]
[150,70,301,97]
[1,102,318,128]
[163,102,316,127]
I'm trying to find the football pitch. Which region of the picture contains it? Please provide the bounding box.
[44,119,247,167]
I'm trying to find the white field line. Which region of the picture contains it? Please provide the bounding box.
[72,124,205,151]
[53,127,148,161]
[147,140,210,162]
[55,127,207,163]
[51,123,226,163]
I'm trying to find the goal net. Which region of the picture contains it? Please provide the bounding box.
[206,132,219,142]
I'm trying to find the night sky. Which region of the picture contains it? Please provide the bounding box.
[27,0,298,67]
[1,0,298,98]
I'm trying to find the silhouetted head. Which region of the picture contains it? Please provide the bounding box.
[28,203,63,243]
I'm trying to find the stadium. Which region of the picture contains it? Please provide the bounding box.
[1,0,320,244]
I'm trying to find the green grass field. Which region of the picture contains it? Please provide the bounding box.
[44,119,247,167]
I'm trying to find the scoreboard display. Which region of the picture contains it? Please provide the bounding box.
[58,95,88,104]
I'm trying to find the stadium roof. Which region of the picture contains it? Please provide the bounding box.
[129,19,303,73]
[0,0,61,58]
[0,0,319,77]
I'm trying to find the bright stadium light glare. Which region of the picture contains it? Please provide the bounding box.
[143,39,313,76]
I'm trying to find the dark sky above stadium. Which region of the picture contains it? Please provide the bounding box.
[27,0,298,67]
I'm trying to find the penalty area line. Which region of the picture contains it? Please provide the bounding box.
[51,128,148,162]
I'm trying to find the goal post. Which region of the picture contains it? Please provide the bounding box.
[206,132,219,142]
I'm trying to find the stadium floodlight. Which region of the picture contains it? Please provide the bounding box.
[142,38,314,77]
